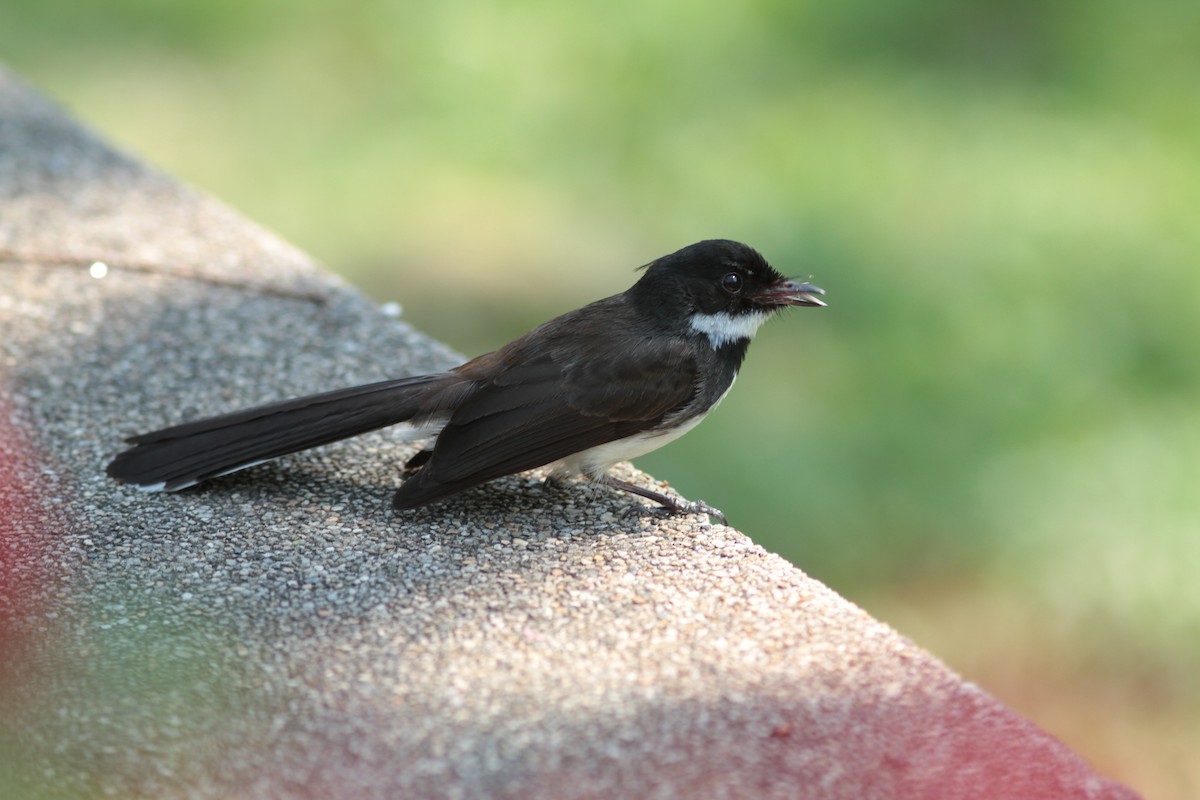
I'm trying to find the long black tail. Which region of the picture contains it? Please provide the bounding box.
[107,375,444,491]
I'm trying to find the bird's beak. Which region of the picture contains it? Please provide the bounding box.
[758,278,827,308]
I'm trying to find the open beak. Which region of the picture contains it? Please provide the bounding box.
[758,278,827,308]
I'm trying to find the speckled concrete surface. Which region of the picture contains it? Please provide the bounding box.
[0,67,1140,799]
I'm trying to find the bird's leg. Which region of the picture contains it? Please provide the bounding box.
[598,475,728,525]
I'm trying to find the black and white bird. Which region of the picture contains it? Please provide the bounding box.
[107,239,825,522]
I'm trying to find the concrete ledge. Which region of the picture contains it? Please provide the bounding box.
[0,66,1139,799]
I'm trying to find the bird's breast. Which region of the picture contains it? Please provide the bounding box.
[548,414,709,480]
[551,371,737,480]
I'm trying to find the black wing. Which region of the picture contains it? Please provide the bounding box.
[391,333,698,509]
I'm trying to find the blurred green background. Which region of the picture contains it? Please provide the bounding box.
[3,1,1197,795]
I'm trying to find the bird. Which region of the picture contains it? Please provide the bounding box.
[106,239,825,523]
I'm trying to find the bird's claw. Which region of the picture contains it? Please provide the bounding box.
[682,499,728,525]
[655,497,727,526]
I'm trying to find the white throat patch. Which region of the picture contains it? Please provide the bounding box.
[688,310,769,348]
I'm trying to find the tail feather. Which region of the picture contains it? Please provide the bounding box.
[107,375,445,491]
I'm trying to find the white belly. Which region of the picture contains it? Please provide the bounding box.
[548,412,709,479]
[551,373,736,478]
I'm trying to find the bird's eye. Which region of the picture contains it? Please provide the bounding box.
[721,272,743,294]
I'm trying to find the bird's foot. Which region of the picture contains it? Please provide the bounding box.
[664,497,728,526]
[600,476,728,525]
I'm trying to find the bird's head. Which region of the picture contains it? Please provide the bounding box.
[635,239,825,348]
